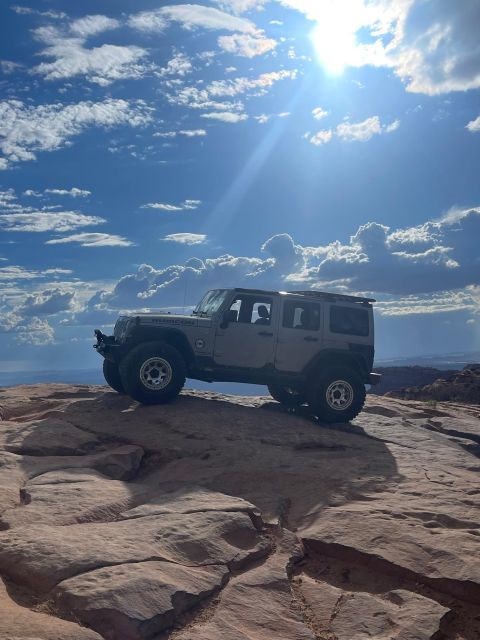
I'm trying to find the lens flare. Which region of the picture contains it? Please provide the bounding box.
[310,2,363,75]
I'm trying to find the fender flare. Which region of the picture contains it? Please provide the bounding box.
[303,348,369,381]
[128,327,195,365]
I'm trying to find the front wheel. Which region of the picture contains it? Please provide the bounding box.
[119,342,186,405]
[268,383,306,408]
[307,367,366,423]
[103,359,125,394]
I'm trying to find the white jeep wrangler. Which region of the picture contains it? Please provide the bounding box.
[94,288,381,422]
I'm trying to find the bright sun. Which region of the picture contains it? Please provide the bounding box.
[310,2,363,75]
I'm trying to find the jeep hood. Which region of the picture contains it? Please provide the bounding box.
[125,312,211,327]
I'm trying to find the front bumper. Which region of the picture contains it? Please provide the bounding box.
[369,372,382,385]
[94,330,124,362]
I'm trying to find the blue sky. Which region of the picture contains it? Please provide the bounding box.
[0,0,479,372]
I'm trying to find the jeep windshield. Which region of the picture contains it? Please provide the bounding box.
[193,289,229,317]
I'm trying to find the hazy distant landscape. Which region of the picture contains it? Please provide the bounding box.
[2,350,478,395]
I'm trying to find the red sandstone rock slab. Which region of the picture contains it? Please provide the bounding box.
[0,577,102,640]
[0,417,99,456]
[0,510,270,592]
[53,561,228,640]
[298,576,448,640]
[2,469,150,528]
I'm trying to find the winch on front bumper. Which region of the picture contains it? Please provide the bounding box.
[94,330,124,362]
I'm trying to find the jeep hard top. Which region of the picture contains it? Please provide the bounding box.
[94,287,381,422]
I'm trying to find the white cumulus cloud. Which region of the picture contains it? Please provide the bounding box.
[312,107,329,120]
[19,288,75,316]
[309,130,333,145]
[466,115,480,133]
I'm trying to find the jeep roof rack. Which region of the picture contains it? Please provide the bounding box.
[233,287,280,296]
[232,287,375,304]
[287,290,376,304]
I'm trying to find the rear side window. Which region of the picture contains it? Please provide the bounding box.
[330,306,369,336]
[283,301,321,331]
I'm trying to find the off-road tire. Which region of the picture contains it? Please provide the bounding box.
[119,341,186,405]
[307,366,366,423]
[103,359,125,394]
[268,383,306,408]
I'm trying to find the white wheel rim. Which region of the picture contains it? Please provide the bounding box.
[325,380,354,411]
[139,357,172,391]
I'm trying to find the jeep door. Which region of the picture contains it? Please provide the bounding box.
[274,299,323,372]
[213,294,276,368]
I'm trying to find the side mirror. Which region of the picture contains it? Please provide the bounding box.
[220,309,237,329]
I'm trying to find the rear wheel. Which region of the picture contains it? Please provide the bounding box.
[119,342,186,405]
[307,367,366,423]
[268,383,306,408]
[103,359,125,394]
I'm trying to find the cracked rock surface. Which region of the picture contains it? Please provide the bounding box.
[0,384,479,639]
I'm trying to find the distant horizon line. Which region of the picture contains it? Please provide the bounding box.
[1,349,479,375]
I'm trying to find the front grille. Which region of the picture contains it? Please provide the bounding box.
[113,317,129,342]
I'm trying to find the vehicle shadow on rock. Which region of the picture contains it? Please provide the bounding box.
[0,387,402,639]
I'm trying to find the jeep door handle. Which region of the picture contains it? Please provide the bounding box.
[258,331,273,337]
[304,336,318,342]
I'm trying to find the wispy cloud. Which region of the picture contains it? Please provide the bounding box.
[129,5,257,34]
[24,188,91,198]
[336,116,399,142]
[308,116,400,146]
[157,52,193,77]
[0,265,72,282]
[46,233,133,247]
[211,0,268,13]
[0,60,24,74]
[70,15,120,38]
[179,129,207,137]
[32,23,149,85]
[0,98,152,167]
[11,5,66,19]
[254,111,290,124]
[207,70,297,97]
[218,33,276,58]
[142,200,201,212]
[0,211,105,233]
[201,112,248,123]
[162,233,207,245]
[46,188,91,198]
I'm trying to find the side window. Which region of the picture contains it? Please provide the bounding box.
[330,306,369,336]
[226,296,272,324]
[283,301,321,331]
[252,301,272,325]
